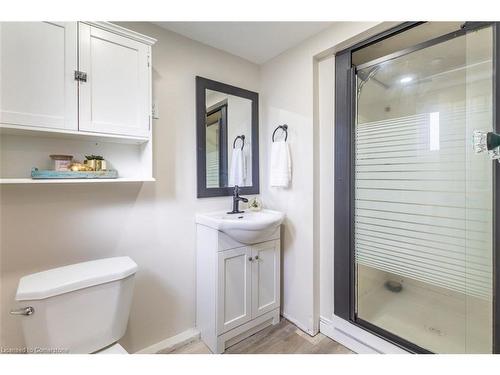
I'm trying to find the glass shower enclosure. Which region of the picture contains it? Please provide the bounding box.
[334,22,498,353]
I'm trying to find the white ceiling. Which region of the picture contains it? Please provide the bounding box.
[154,22,334,64]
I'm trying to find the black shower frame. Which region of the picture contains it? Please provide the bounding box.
[334,21,500,354]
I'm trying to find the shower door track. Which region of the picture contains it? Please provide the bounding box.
[333,21,500,354]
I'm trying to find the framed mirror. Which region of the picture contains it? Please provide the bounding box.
[196,76,259,198]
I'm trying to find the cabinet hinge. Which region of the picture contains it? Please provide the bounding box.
[74,70,87,82]
[147,55,150,68]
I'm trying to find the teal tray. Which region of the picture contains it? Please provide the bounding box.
[31,167,118,179]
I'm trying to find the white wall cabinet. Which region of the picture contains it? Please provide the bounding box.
[197,225,281,353]
[78,24,151,137]
[0,22,78,131]
[0,21,154,138]
[0,22,156,184]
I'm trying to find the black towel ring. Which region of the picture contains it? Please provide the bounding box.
[272,124,288,142]
[233,135,245,150]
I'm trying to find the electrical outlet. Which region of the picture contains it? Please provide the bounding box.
[152,101,160,119]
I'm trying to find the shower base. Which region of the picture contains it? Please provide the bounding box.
[357,269,491,353]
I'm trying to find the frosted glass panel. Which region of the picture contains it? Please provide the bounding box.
[355,26,493,353]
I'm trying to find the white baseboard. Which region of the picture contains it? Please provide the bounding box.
[135,315,407,354]
[281,311,316,336]
[319,316,408,354]
[135,328,200,354]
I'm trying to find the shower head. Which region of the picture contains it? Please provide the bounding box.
[356,66,390,99]
[357,68,375,84]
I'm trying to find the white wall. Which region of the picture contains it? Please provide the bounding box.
[0,22,260,353]
[259,22,394,334]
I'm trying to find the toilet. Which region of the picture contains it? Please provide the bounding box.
[12,256,137,354]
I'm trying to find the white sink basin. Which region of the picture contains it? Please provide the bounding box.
[195,209,285,244]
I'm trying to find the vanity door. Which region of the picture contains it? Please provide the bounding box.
[78,23,151,138]
[0,22,78,130]
[217,247,252,334]
[251,240,280,318]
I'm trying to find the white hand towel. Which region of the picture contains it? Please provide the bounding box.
[270,141,291,188]
[229,148,246,187]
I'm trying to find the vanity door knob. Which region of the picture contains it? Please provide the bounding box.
[255,256,259,260]
[248,257,253,262]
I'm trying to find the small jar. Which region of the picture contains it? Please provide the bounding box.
[84,159,97,171]
[100,160,107,171]
[50,155,73,171]
[95,160,107,171]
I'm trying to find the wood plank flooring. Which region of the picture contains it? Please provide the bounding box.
[162,318,353,354]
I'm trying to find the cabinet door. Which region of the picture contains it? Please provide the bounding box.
[78,23,151,137]
[0,22,77,130]
[217,247,252,334]
[251,240,280,318]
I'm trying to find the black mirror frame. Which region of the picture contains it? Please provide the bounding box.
[196,76,260,198]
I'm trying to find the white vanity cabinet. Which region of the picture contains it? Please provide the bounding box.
[196,224,281,353]
[250,241,280,317]
[0,21,154,138]
[217,246,253,333]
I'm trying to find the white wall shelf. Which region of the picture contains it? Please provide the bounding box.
[0,177,156,184]
[1,133,154,183]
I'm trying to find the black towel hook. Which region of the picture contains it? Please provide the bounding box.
[233,135,245,150]
[272,124,288,142]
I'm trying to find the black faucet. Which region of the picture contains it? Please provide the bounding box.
[227,185,248,214]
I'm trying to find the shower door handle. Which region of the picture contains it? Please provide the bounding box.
[473,130,500,160]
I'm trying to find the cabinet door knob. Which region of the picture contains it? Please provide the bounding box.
[248,257,253,262]
[74,70,87,82]
[255,255,259,260]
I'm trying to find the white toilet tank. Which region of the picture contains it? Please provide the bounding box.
[14,257,138,354]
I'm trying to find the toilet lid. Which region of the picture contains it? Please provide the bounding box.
[16,256,138,301]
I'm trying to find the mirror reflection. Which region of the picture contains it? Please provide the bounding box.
[205,89,253,188]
